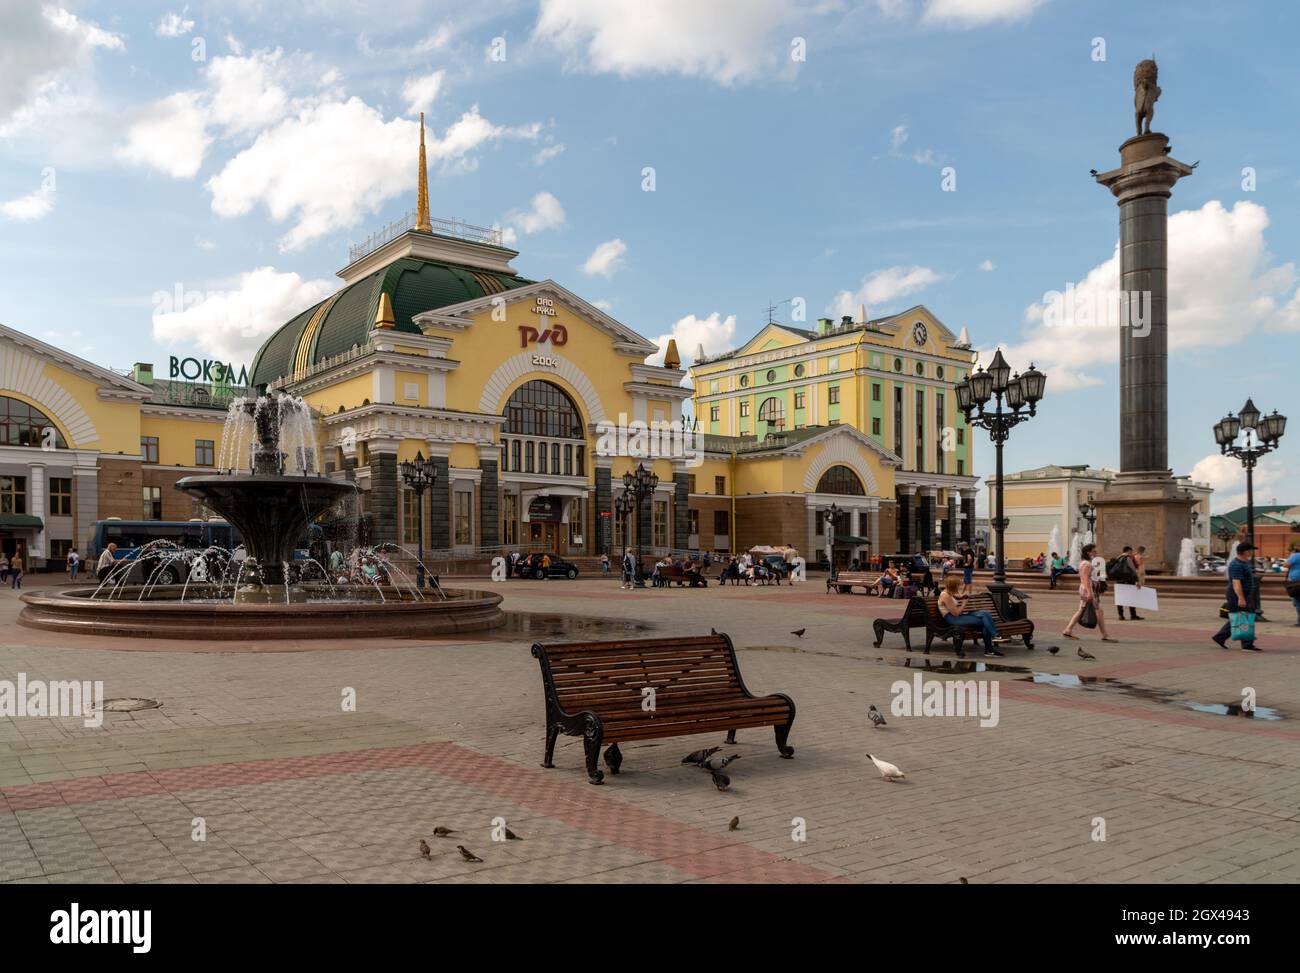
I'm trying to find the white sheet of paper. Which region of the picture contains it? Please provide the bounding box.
[1114,583,1158,611]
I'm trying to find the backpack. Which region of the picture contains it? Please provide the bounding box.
[1107,555,1136,582]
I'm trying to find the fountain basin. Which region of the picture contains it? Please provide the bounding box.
[18,586,504,641]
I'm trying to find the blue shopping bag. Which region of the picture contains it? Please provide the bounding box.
[1229,611,1256,642]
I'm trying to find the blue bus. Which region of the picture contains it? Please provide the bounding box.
[90,519,322,583]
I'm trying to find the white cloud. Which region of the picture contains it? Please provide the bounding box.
[0,185,56,222]
[115,91,212,179]
[1008,200,1299,392]
[649,312,739,367]
[533,142,566,166]
[151,266,335,362]
[402,70,445,115]
[156,12,196,37]
[581,238,627,277]
[1190,451,1286,514]
[505,191,566,237]
[206,100,531,251]
[922,0,1046,27]
[534,0,805,85]
[888,123,937,166]
[979,259,996,272]
[830,265,943,316]
[205,49,292,136]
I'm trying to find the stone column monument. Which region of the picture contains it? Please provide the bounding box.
[1090,59,1195,571]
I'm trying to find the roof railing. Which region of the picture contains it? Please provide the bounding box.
[347,211,504,263]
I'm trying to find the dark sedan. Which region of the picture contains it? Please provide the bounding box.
[513,553,580,579]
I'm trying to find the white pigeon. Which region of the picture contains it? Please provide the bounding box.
[867,753,905,782]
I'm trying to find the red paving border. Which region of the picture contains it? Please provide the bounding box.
[0,741,844,884]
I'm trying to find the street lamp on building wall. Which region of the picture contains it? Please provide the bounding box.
[398,450,438,588]
[1213,399,1287,551]
[1079,493,1097,540]
[956,350,1046,616]
[622,463,658,587]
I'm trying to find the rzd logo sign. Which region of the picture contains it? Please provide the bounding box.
[518,324,568,348]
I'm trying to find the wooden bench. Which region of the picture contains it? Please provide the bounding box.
[531,634,796,784]
[827,571,884,595]
[653,565,706,587]
[922,593,1034,654]
[871,595,932,650]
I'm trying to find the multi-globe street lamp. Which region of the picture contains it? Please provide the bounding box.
[1216,525,1237,559]
[1078,492,1097,540]
[398,450,438,588]
[622,463,659,588]
[1213,398,1287,552]
[956,349,1046,616]
[615,490,636,585]
[823,502,840,581]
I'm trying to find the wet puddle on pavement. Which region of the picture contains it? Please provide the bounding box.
[473,611,655,641]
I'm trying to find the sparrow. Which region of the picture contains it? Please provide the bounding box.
[1048,645,1059,655]
[418,839,432,860]
[682,746,722,766]
[868,705,887,728]
[867,753,905,782]
[728,816,740,831]
[457,845,483,863]
[701,752,741,772]
[1078,646,1096,660]
[502,827,522,841]
[711,771,731,791]
[432,826,457,837]
[791,628,806,638]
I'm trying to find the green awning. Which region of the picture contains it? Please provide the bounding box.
[0,514,43,529]
[831,535,872,545]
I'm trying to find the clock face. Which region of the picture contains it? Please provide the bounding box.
[912,322,928,346]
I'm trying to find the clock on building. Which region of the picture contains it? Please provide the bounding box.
[911,322,928,346]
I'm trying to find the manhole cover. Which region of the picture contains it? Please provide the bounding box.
[101,697,163,712]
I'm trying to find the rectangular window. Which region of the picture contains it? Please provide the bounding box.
[511,439,520,472]
[454,491,473,545]
[739,401,750,418]
[141,437,159,464]
[0,475,27,515]
[872,383,881,402]
[564,444,573,476]
[713,510,730,538]
[935,394,945,474]
[687,474,696,493]
[652,499,668,548]
[794,391,806,409]
[537,443,547,474]
[402,489,420,545]
[828,356,839,372]
[49,477,72,516]
[828,385,840,405]
[894,385,904,463]
[715,476,726,495]
[551,443,561,475]
[502,493,518,546]
[142,485,162,520]
[689,509,699,535]
[957,459,965,476]
[915,388,925,472]
[524,441,535,473]
[568,499,584,547]
[710,405,720,422]
[576,446,585,476]
[195,439,215,466]
[871,417,881,435]
[957,427,965,445]
[49,538,72,560]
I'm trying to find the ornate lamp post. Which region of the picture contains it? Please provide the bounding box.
[1213,398,1287,551]
[823,503,840,580]
[1078,493,1097,540]
[615,491,635,583]
[1215,525,1237,559]
[956,350,1046,616]
[398,450,438,588]
[622,463,659,588]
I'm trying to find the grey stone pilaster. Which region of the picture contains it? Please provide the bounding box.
[897,489,914,554]
[369,453,399,547]
[429,455,450,550]
[673,472,690,552]
[478,459,499,549]
[961,494,975,547]
[595,466,612,556]
[918,490,935,553]
[942,494,957,549]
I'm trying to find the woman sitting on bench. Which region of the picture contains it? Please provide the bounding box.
[877,566,900,597]
[938,575,1004,658]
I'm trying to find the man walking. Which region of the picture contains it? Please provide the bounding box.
[1214,541,1260,651]
[1112,545,1144,620]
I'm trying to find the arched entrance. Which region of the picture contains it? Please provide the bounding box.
[500,379,588,553]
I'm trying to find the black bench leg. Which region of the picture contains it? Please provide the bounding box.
[724,729,737,745]
[603,743,623,775]
[583,718,605,785]
[774,721,795,759]
[1023,632,1034,650]
[542,724,559,769]
[872,619,885,648]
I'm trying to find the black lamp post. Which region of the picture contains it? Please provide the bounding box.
[1213,398,1287,552]
[823,503,840,580]
[398,450,438,588]
[615,491,635,584]
[622,463,659,588]
[1216,525,1237,559]
[1078,492,1097,539]
[956,350,1046,616]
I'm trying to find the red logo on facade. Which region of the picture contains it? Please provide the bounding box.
[518,324,568,348]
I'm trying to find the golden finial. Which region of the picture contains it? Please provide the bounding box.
[375,291,397,329]
[663,339,681,369]
[415,111,432,232]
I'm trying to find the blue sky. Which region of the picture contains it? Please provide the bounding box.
[1,0,1297,513]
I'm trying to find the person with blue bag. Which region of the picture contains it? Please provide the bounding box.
[1214,541,1260,651]
[1286,545,1300,626]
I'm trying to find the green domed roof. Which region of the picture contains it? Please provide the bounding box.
[250,255,533,387]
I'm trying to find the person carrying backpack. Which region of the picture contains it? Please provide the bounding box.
[1109,546,1144,620]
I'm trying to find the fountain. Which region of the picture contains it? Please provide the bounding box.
[1176,538,1197,577]
[20,392,503,641]
[1067,532,1083,569]
[1047,526,1063,565]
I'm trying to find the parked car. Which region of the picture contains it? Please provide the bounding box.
[514,553,580,580]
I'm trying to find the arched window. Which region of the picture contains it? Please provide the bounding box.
[816,464,865,496]
[504,380,583,439]
[758,397,785,431]
[0,396,67,448]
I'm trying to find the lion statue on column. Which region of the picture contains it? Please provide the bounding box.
[1134,59,1161,136]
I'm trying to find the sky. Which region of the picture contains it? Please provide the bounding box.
[1,0,1297,515]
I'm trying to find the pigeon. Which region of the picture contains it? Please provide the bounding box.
[701,752,741,772]
[867,753,905,782]
[457,845,483,863]
[711,627,718,635]
[418,839,432,860]
[728,816,740,832]
[868,705,887,728]
[711,770,731,791]
[501,826,522,841]
[1048,645,1059,655]
[432,826,457,837]
[791,628,806,638]
[682,746,722,766]
[959,876,969,885]
[1078,646,1096,661]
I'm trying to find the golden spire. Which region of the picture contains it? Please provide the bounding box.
[663,339,681,369]
[375,291,397,329]
[415,111,431,232]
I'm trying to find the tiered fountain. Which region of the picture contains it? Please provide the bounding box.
[20,392,503,641]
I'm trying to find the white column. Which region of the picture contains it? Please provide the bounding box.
[29,462,46,560]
